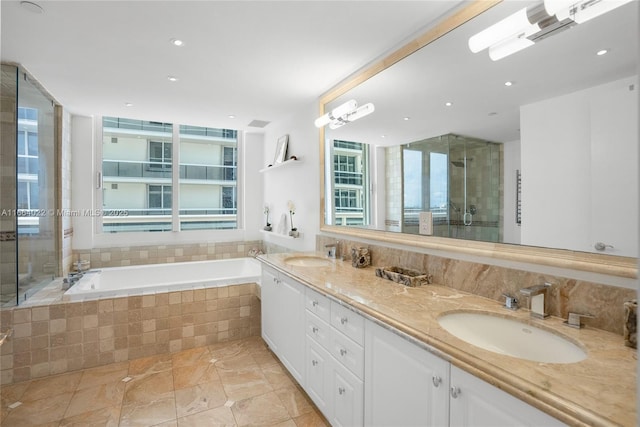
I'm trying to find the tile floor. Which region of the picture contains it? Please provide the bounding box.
[0,336,330,426]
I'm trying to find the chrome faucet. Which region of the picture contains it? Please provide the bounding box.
[501,293,519,310]
[325,241,340,259]
[62,271,84,290]
[564,312,595,329]
[519,283,552,319]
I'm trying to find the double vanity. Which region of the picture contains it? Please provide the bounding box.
[258,252,636,427]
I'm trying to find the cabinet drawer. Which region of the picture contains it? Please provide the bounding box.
[306,288,331,323]
[331,302,364,345]
[331,328,364,380]
[306,311,332,349]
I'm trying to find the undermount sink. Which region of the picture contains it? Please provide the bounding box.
[284,256,333,267]
[438,312,586,364]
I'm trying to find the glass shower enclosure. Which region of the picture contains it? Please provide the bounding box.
[400,133,503,242]
[1,64,60,306]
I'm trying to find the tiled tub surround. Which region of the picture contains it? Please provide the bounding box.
[317,236,635,336]
[259,252,637,427]
[0,283,261,385]
[73,240,263,270]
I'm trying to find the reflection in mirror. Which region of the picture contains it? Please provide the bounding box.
[396,134,501,241]
[325,140,371,226]
[322,0,638,258]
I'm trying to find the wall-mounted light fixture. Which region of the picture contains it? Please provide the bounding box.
[315,99,375,129]
[469,0,631,61]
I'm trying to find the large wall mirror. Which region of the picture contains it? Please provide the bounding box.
[319,0,638,278]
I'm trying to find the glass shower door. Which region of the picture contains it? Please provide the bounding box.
[15,70,58,303]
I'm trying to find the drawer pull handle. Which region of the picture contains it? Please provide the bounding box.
[338,387,346,395]
[432,376,442,387]
[340,317,348,325]
[312,300,319,307]
[312,327,319,334]
[450,386,461,399]
[339,348,347,356]
[312,360,318,366]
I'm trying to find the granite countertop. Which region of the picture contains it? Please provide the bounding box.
[258,252,637,427]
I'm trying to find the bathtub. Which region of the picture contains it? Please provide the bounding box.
[63,257,262,301]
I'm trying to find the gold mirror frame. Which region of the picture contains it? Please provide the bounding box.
[318,0,637,279]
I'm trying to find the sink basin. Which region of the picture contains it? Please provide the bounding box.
[284,256,333,267]
[438,312,586,364]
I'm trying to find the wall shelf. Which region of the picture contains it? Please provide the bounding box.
[259,229,303,240]
[259,157,302,173]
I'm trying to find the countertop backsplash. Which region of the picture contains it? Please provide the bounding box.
[317,235,636,336]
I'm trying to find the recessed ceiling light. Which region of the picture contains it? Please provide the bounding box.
[445,102,453,107]
[20,1,44,14]
[596,49,609,56]
[228,115,236,119]
[167,76,178,82]
[504,81,513,87]
[403,117,410,121]
[381,135,386,138]
[125,102,133,107]
[170,38,184,47]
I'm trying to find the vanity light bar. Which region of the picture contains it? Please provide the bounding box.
[470,0,630,61]
[329,103,376,129]
[314,99,357,128]
[317,100,375,129]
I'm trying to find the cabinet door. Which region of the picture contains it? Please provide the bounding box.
[449,365,566,427]
[332,359,364,427]
[276,275,306,385]
[364,320,449,427]
[306,337,333,419]
[260,267,279,351]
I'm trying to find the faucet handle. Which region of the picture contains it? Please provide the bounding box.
[501,293,519,310]
[564,312,595,329]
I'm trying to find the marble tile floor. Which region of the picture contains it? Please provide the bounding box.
[0,336,330,426]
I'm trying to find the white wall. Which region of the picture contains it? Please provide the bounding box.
[262,100,319,251]
[70,115,96,250]
[521,76,638,257]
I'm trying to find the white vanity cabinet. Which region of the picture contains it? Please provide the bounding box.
[449,365,566,427]
[305,287,364,426]
[364,319,450,427]
[260,266,306,385]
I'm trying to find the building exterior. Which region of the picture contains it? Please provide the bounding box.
[101,117,238,232]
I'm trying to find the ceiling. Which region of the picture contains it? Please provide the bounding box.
[0,0,468,131]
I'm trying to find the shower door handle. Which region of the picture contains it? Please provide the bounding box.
[463,212,473,226]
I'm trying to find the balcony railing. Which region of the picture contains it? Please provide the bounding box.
[102,208,238,216]
[103,160,236,181]
[334,171,363,185]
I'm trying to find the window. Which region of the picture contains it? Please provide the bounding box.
[101,116,240,233]
[149,141,172,169]
[148,185,172,211]
[329,140,369,226]
[179,124,238,230]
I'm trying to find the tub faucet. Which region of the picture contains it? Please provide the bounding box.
[62,271,83,290]
[325,241,340,259]
[519,283,552,319]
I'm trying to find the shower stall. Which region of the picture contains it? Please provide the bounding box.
[1,64,60,306]
[400,133,502,242]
